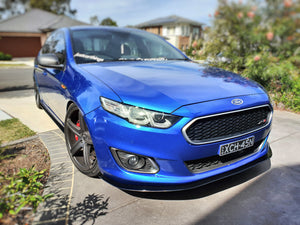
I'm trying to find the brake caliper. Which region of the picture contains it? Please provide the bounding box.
[75,120,80,141]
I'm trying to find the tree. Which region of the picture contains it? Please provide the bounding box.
[29,0,76,15]
[90,15,100,26]
[0,0,76,19]
[0,0,29,19]
[100,17,117,26]
[191,0,300,111]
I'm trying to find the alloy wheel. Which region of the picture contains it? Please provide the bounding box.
[65,104,100,177]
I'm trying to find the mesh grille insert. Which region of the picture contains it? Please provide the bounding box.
[185,140,263,173]
[184,106,271,144]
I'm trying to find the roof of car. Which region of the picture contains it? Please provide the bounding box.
[67,26,151,35]
[69,26,141,31]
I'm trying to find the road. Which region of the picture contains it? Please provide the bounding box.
[0,68,299,225]
[0,68,34,92]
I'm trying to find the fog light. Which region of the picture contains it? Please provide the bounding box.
[128,155,145,169]
[110,147,159,174]
[128,156,139,166]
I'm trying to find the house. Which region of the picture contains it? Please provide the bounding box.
[0,8,88,57]
[136,15,204,50]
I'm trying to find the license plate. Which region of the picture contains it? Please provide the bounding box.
[219,136,255,156]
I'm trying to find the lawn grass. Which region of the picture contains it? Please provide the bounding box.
[0,118,36,144]
[0,63,28,67]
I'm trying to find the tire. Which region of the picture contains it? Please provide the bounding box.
[34,81,42,109]
[64,104,101,177]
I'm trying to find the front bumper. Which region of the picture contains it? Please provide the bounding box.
[104,145,272,192]
[84,98,272,191]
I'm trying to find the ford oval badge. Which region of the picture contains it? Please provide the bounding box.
[231,99,243,105]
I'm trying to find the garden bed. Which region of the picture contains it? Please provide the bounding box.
[0,118,51,225]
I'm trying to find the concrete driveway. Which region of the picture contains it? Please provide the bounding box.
[0,80,299,224]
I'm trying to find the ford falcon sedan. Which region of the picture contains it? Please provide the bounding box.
[33,26,272,191]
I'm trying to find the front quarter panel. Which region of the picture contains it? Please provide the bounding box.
[61,64,122,117]
[63,28,122,118]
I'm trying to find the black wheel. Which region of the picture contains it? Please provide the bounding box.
[64,104,101,177]
[34,82,42,109]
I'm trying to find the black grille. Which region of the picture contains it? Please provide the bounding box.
[184,106,271,144]
[185,140,263,173]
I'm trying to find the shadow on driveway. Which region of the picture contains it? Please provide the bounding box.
[0,85,33,93]
[194,164,300,225]
[126,159,271,200]
[0,89,34,99]
[36,193,109,225]
[125,162,300,225]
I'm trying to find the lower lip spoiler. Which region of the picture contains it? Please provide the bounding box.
[102,145,272,192]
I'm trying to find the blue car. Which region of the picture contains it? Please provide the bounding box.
[34,26,272,191]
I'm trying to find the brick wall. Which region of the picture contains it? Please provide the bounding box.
[143,26,162,35]
[178,36,190,50]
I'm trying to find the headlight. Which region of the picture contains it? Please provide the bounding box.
[100,97,181,128]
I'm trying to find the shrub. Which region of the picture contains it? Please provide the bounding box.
[0,167,52,218]
[0,52,12,60]
[189,0,300,112]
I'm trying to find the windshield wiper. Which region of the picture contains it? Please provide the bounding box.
[118,57,188,61]
[74,53,104,62]
[166,58,190,61]
[117,57,168,61]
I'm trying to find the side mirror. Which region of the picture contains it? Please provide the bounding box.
[37,53,64,69]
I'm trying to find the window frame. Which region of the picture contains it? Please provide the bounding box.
[41,30,67,66]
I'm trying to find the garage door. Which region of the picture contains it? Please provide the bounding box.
[0,36,41,57]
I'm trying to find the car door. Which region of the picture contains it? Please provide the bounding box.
[36,31,69,124]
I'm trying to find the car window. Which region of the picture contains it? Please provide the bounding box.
[41,34,53,55]
[71,29,187,64]
[142,39,170,58]
[42,31,66,64]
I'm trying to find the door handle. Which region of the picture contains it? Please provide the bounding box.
[42,71,47,76]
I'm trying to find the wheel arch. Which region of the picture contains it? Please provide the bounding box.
[66,100,86,118]
[66,100,74,111]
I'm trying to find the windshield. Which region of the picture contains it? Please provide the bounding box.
[71,28,187,64]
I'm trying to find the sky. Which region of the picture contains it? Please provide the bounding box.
[70,0,219,27]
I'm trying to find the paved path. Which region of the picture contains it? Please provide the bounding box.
[0,89,299,225]
[33,130,74,225]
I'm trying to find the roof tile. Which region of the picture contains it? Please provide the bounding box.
[136,15,204,28]
[0,8,88,33]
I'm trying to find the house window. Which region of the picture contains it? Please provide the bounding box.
[181,26,189,36]
[181,26,190,36]
[193,27,199,36]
